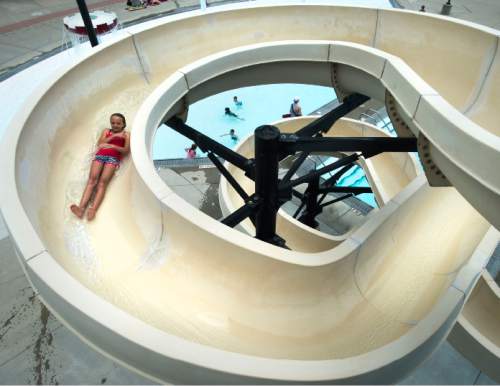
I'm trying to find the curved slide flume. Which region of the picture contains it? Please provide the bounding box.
[0,3,499,383]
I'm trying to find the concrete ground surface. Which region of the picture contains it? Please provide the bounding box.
[0,0,499,384]
[1,0,500,78]
[0,0,242,79]
[395,0,500,29]
[156,164,223,220]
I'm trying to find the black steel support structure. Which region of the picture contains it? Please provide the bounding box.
[254,126,283,246]
[163,92,420,248]
[283,136,418,155]
[298,175,320,228]
[206,152,249,201]
[167,117,254,178]
[75,0,99,47]
[295,93,369,138]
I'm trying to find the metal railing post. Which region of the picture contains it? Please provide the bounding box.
[75,0,99,47]
[441,0,452,15]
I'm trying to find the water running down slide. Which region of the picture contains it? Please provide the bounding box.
[1,3,499,383]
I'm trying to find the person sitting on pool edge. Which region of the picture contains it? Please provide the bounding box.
[224,107,244,120]
[290,97,302,117]
[233,96,243,107]
[70,113,130,221]
[221,129,238,142]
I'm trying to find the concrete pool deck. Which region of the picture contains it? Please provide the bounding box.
[0,0,244,80]
[1,0,499,80]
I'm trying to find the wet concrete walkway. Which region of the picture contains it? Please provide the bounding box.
[0,0,241,79]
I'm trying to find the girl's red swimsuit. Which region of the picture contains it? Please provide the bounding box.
[95,130,125,159]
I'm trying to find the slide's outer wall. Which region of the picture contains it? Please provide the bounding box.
[374,10,499,112]
[449,271,500,383]
[23,250,468,384]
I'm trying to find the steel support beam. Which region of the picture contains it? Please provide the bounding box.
[207,152,249,201]
[298,175,321,228]
[318,186,372,194]
[167,117,254,178]
[280,153,361,190]
[254,125,284,246]
[319,193,353,209]
[220,197,258,228]
[281,136,418,156]
[295,93,370,137]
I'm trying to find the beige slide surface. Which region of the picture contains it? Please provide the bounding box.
[448,271,500,382]
[0,2,499,383]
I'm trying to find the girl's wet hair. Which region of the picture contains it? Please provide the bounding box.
[110,113,126,128]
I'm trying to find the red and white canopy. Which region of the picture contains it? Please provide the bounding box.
[63,11,118,35]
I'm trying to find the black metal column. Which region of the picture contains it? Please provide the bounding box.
[298,175,320,228]
[254,125,280,244]
[75,0,99,47]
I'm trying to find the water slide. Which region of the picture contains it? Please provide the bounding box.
[1,2,500,383]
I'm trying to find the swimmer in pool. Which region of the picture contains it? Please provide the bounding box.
[224,107,244,120]
[221,129,239,142]
[233,96,243,107]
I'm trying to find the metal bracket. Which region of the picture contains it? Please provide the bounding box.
[417,133,451,186]
[386,90,415,138]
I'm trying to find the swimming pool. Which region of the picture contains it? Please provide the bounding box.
[153,83,395,208]
[315,157,377,207]
[153,83,336,159]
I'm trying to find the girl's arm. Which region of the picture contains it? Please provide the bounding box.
[106,132,130,155]
[97,129,109,146]
[121,132,130,155]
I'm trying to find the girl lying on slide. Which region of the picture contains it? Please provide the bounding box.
[70,113,130,221]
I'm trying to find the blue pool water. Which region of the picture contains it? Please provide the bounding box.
[152,83,397,208]
[153,83,336,159]
[316,158,377,207]
[339,167,375,207]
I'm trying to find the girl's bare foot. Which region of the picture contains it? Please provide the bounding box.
[87,207,96,221]
[70,204,84,219]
